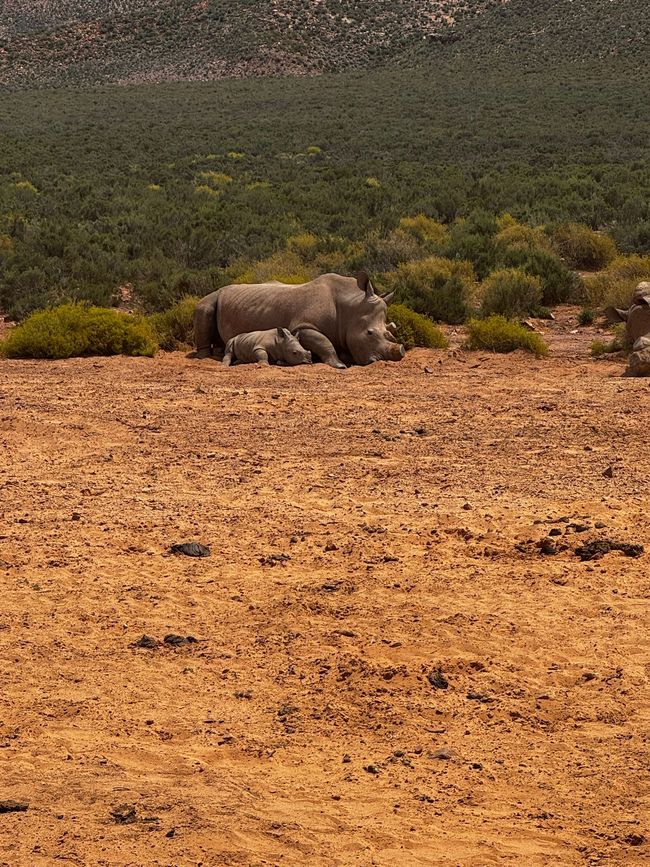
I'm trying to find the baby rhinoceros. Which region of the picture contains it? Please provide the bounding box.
[222,327,312,367]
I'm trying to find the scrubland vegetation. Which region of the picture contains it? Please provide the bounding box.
[1,31,649,358]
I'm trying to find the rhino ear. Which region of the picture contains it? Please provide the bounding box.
[282,328,292,340]
[356,271,375,301]
[276,327,285,339]
[604,306,628,323]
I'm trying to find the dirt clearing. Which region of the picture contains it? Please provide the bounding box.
[0,348,648,865]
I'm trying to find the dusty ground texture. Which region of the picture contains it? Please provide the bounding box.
[1,336,649,865]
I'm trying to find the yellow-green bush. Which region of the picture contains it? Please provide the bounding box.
[465,315,548,357]
[583,255,650,307]
[494,219,552,254]
[148,296,198,350]
[230,251,315,285]
[479,267,543,318]
[397,215,450,250]
[387,304,449,350]
[0,303,157,359]
[551,222,617,270]
[381,256,477,324]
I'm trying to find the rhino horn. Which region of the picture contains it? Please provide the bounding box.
[381,291,395,305]
[604,305,629,323]
[356,271,375,301]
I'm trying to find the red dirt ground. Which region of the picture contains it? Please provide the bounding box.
[1,321,648,865]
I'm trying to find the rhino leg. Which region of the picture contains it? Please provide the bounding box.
[222,339,234,367]
[295,328,346,369]
[193,290,220,358]
[253,348,270,365]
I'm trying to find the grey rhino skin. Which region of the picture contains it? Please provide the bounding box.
[193,272,405,368]
[222,327,313,367]
[606,281,650,376]
[626,335,650,377]
[606,281,650,343]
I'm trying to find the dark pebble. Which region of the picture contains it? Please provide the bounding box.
[0,801,29,814]
[170,542,210,558]
[110,804,137,824]
[135,635,159,649]
[538,538,557,555]
[432,747,453,760]
[164,634,198,646]
[427,669,449,690]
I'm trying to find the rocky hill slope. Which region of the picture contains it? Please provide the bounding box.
[0,0,645,87]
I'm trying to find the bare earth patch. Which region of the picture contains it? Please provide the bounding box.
[0,348,648,865]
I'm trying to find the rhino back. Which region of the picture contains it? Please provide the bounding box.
[216,275,357,343]
[232,330,276,362]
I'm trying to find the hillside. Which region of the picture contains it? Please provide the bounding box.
[0,0,501,87]
[0,0,646,88]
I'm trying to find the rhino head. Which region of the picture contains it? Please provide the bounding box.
[605,281,650,343]
[346,272,406,365]
[276,327,312,366]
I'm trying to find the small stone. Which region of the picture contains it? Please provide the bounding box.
[363,764,379,775]
[427,669,449,690]
[170,542,210,558]
[603,466,614,478]
[467,691,494,703]
[0,801,29,814]
[135,635,159,649]
[165,828,176,838]
[432,747,453,760]
[462,502,472,511]
[163,634,198,646]
[324,542,338,552]
[110,804,137,824]
[595,521,606,529]
[538,538,557,555]
[342,754,351,763]
[548,528,562,537]
[625,834,645,846]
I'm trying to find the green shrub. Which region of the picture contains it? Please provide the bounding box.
[499,246,581,305]
[583,255,650,307]
[230,251,315,284]
[494,217,552,254]
[148,295,199,350]
[551,223,617,270]
[0,303,157,359]
[386,304,448,350]
[590,325,630,357]
[361,230,424,272]
[397,215,450,251]
[381,256,476,324]
[465,315,549,357]
[592,322,632,357]
[479,268,543,318]
[578,307,596,326]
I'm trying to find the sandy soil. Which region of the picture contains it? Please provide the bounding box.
[1,337,649,865]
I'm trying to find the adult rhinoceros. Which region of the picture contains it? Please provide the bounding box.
[606,281,650,376]
[193,272,405,368]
